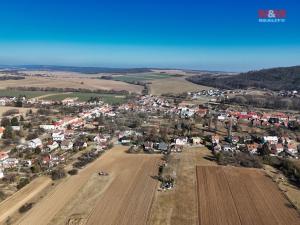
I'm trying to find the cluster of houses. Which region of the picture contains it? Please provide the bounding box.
[216,110,300,129]
[123,133,203,154]
[211,134,300,158]
[0,97,21,106]
[0,106,116,178]
[1,91,300,182]
[189,89,227,99]
[278,90,298,97]
[0,96,104,108]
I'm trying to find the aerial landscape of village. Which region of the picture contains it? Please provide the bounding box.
[0,0,300,225]
[0,66,299,225]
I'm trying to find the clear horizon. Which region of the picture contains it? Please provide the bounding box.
[0,0,299,72]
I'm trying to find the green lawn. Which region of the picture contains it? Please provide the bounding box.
[0,89,128,104]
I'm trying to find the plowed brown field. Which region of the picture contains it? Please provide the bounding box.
[14,146,159,225]
[196,166,300,225]
[86,157,159,225]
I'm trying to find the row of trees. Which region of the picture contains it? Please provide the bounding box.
[226,95,300,111]
[7,87,131,95]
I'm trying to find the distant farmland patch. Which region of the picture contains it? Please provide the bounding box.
[42,92,128,104]
[0,89,57,98]
[0,89,128,104]
[102,73,180,83]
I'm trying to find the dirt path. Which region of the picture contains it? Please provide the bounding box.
[0,176,52,224]
[15,146,160,225]
[148,147,217,225]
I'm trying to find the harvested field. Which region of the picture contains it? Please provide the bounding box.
[196,166,300,225]
[0,106,37,116]
[0,76,143,93]
[86,157,159,225]
[14,146,159,225]
[0,177,52,224]
[149,77,211,95]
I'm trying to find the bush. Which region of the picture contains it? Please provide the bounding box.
[215,152,262,168]
[2,109,19,117]
[51,168,66,180]
[0,191,5,201]
[19,203,33,213]
[17,177,30,190]
[68,169,78,176]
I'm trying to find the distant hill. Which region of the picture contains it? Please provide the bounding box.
[186,66,300,91]
[0,65,152,74]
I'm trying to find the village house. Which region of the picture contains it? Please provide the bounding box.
[94,134,108,144]
[52,131,65,142]
[175,137,188,146]
[179,107,195,118]
[47,141,59,152]
[62,97,77,105]
[40,100,54,105]
[1,158,19,168]
[84,123,97,130]
[40,124,55,130]
[0,151,9,164]
[60,140,74,151]
[217,114,227,121]
[286,143,298,155]
[121,139,131,145]
[263,136,278,145]
[0,99,6,106]
[246,143,259,154]
[211,135,220,145]
[242,135,252,143]
[213,143,221,152]
[270,143,284,155]
[64,130,74,139]
[143,141,154,151]
[73,141,88,150]
[222,144,236,152]
[0,127,5,139]
[41,154,51,165]
[195,108,208,117]
[11,126,21,131]
[191,137,202,145]
[27,138,43,149]
[21,160,32,168]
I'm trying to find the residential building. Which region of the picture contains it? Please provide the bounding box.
[246,143,259,154]
[61,140,74,151]
[52,131,65,142]
[263,136,278,145]
[27,138,43,149]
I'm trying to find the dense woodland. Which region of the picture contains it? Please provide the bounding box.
[187,66,300,91]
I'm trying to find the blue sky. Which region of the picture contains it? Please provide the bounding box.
[0,0,299,71]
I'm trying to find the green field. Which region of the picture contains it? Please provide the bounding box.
[0,89,128,104]
[0,89,57,98]
[111,73,176,83]
[42,92,127,104]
